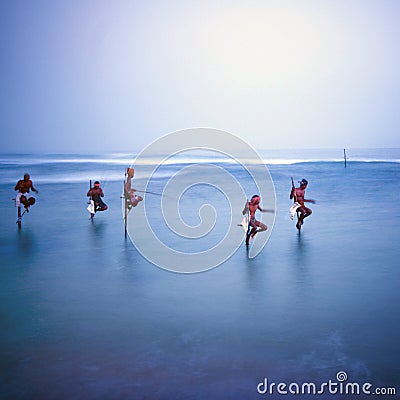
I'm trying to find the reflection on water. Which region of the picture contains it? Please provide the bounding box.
[88,219,107,241]
[296,229,304,250]
[17,228,37,258]
[0,160,399,399]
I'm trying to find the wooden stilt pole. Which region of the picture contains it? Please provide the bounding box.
[89,180,94,220]
[17,205,22,228]
[124,170,128,238]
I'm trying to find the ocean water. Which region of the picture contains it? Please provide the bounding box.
[0,149,399,399]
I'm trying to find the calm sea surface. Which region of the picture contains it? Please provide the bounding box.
[0,149,399,399]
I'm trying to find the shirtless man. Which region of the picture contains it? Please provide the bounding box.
[290,178,315,230]
[87,181,108,213]
[124,168,143,208]
[242,195,273,246]
[14,173,38,212]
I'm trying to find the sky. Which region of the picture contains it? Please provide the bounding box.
[0,0,399,153]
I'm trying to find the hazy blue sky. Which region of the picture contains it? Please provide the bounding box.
[1,0,399,153]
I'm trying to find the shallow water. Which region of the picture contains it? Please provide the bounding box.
[0,152,399,399]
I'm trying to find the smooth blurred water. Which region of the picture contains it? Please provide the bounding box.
[0,151,399,399]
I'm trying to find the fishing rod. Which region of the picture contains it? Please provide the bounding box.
[291,177,297,200]
[123,166,164,197]
[133,189,163,197]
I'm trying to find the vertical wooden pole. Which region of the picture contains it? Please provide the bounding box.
[89,179,94,220]
[344,148,347,168]
[291,177,301,232]
[124,170,127,238]
[17,205,22,228]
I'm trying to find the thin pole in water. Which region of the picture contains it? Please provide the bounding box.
[124,170,127,238]
[344,148,347,168]
[89,179,94,220]
[17,205,22,228]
